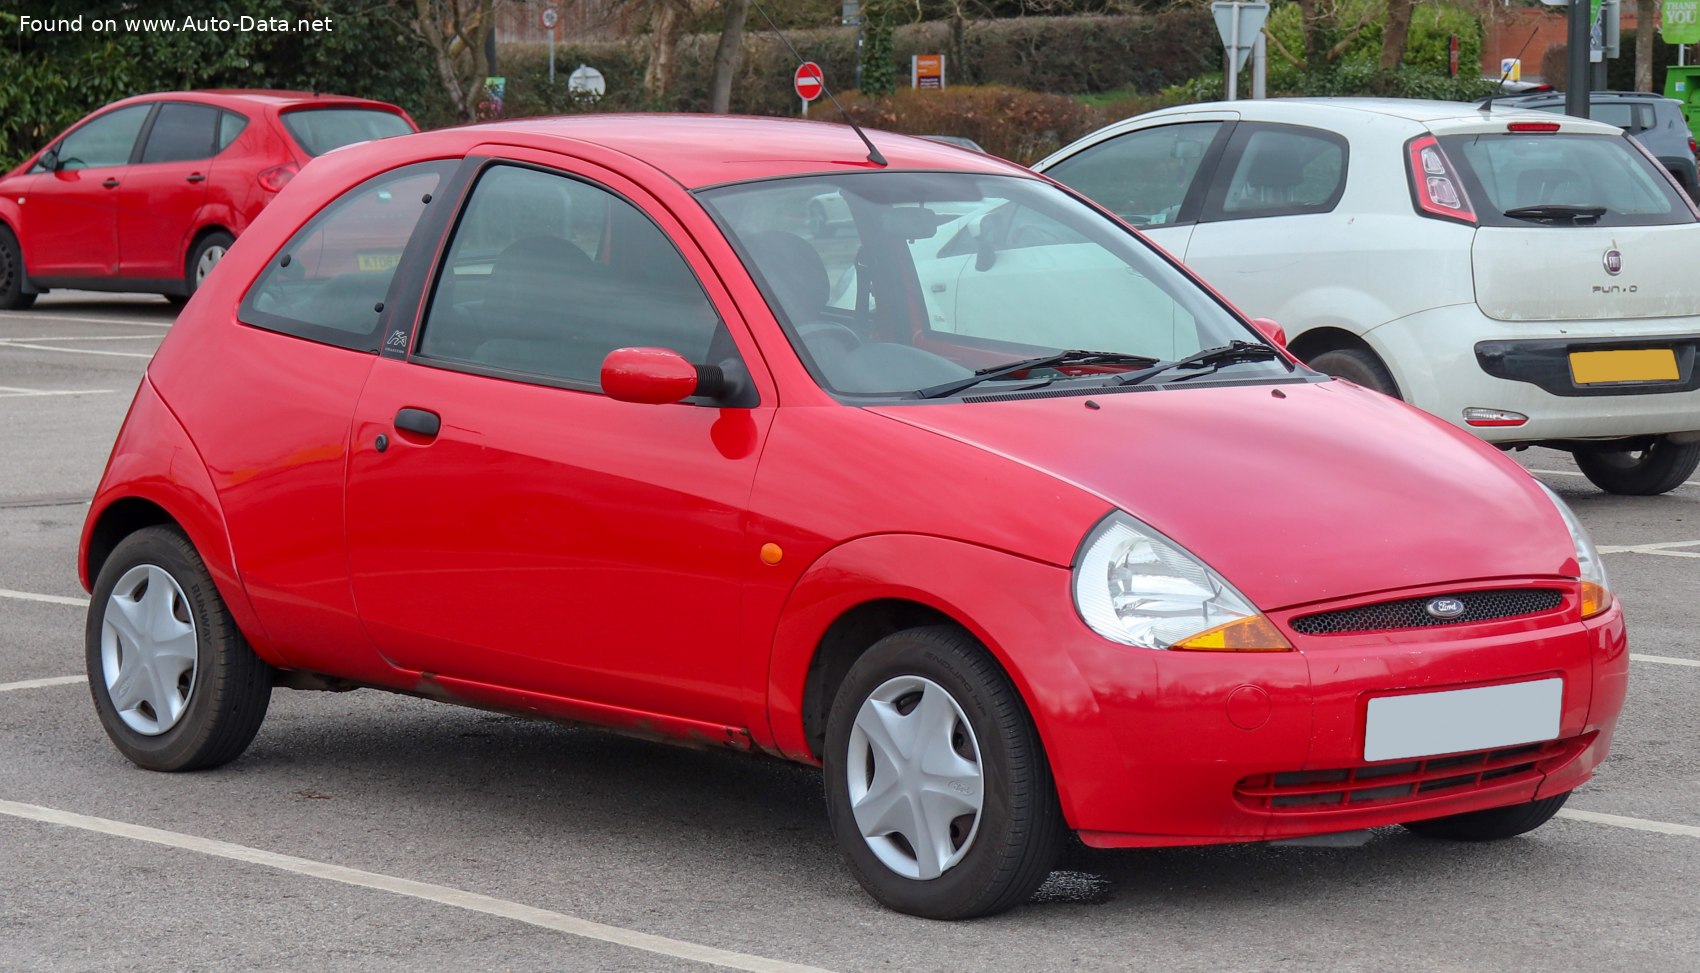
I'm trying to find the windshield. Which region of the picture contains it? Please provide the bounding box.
[1437,132,1693,228]
[281,108,413,157]
[698,172,1280,397]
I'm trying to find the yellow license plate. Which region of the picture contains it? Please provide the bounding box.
[357,252,401,272]
[1569,349,1679,384]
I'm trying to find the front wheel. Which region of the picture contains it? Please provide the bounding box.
[1402,792,1569,841]
[1574,438,1700,496]
[1306,347,1400,398]
[0,224,36,310]
[824,626,1062,919]
[86,526,273,771]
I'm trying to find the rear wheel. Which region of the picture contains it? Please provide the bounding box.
[1574,438,1700,496]
[183,230,235,300]
[0,224,36,310]
[824,626,1062,919]
[1307,347,1400,398]
[86,526,273,771]
[1402,792,1569,841]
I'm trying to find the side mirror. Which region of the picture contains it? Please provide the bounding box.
[1249,317,1287,347]
[600,347,701,405]
[40,148,59,172]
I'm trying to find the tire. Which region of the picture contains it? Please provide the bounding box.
[163,294,189,308]
[824,626,1062,919]
[1307,347,1400,398]
[0,224,36,310]
[86,525,273,772]
[183,230,235,300]
[1401,791,1570,841]
[1574,438,1700,496]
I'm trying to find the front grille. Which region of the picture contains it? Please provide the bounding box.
[1234,736,1589,812]
[1290,588,1563,635]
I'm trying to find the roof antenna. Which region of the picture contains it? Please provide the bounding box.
[1481,27,1541,113]
[750,1,887,167]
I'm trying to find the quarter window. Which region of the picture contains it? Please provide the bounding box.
[1206,124,1348,221]
[140,103,220,164]
[1044,122,1223,228]
[217,111,249,152]
[47,104,152,170]
[417,164,727,391]
[240,161,453,352]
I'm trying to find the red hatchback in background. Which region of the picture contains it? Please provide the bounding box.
[78,116,1626,920]
[0,90,415,309]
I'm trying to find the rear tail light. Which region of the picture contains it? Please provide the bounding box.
[1463,407,1528,427]
[1689,137,1698,159]
[1406,135,1476,225]
[1507,122,1561,133]
[258,163,299,193]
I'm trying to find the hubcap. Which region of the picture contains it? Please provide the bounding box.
[847,675,984,880]
[101,564,198,735]
[194,245,227,284]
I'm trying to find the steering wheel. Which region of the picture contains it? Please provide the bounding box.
[797,320,863,356]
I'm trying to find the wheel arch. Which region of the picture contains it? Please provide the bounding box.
[182,222,235,277]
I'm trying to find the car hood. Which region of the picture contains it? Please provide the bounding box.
[868,378,1576,611]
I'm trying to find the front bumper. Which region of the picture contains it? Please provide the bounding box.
[1365,303,1700,444]
[1015,573,1628,847]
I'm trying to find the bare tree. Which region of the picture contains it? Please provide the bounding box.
[1379,0,1414,69]
[413,0,497,122]
[710,0,752,113]
[1635,0,1656,92]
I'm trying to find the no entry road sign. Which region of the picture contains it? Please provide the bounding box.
[794,62,824,102]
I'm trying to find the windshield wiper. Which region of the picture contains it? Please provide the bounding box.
[1503,204,1606,225]
[1107,340,1285,388]
[915,350,1160,399]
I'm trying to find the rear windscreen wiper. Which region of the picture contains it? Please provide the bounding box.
[1503,204,1607,225]
[915,350,1160,399]
[1107,340,1285,388]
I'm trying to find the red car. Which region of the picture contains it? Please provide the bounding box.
[0,90,415,309]
[79,116,1627,919]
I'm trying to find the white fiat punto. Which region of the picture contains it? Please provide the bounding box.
[1036,98,1700,495]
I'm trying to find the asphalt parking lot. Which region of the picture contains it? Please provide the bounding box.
[2,292,1697,973]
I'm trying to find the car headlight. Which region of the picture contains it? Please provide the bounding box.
[1072,511,1291,651]
[1535,481,1612,618]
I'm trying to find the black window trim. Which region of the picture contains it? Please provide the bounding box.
[405,156,749,406]
[1045,118,1237,230]
[1198,121,1351,224]
[236,158,464,353]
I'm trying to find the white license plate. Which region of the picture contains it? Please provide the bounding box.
[1364,678,1562,762]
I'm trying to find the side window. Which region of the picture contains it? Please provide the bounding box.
[1044,121,1223,228]
[417,164,727,391]
[140,103,219,164]
[50,105,152,170]
[1207,124,1348,221]
[217,111,249,152]
[240,161,453,352]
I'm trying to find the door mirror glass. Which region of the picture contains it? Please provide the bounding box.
[601,347,699,404]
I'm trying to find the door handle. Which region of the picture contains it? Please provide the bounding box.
[394,407,441,438]
[101,178,119,189]
[186,173,206,183]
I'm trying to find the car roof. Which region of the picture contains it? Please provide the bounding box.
[466,114,1031,189]
[99,90,407,112]
[1125,96,1623,135]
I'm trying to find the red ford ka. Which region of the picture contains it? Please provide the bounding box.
[79,115,1627,919]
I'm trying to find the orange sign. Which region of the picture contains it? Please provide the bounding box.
[911,54,944,90]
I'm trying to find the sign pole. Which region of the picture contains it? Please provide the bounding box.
[1252,28,1266,98]
[1566,0,1590,117]
[1227,5,1240,101]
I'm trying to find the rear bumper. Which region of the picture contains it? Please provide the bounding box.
[1366,303,1700,443]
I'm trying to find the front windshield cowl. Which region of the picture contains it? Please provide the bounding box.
[697,170,1288,400]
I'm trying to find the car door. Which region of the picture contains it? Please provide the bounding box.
[1040,114,1236,258]
[1180,122,1353,320]
[119,101,220,280]
[344,151,775,729]
[21,103,152,278]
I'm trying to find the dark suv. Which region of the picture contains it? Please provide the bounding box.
[1485,90,1699,195]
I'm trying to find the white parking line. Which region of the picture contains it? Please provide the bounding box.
[0,334,162,342]
[0,386,115,398]
[1558,808,1700,840]
[0,799,837,973]
[1631,653,1700,669]
[0,340,152,359]
[0,312,172,328]
[0,588,88,607]
[1533,468,1700,490]
[1598,540,1700,553]
[0,676,83,693]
